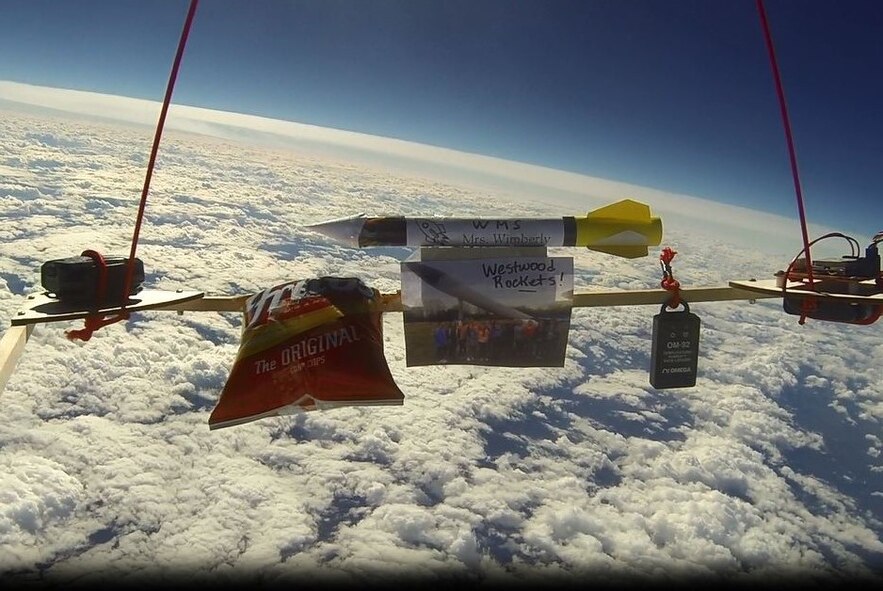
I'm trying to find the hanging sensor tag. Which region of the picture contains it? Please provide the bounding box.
[650,301,700,388]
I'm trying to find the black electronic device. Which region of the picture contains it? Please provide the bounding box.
[41,255,144,306]
[650,301,701,389]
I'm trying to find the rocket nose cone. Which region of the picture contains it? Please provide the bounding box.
[304,214,367,247]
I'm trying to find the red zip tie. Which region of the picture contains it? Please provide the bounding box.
[660,247,681,309]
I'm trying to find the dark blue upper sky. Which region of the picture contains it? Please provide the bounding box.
[1,0,880,237]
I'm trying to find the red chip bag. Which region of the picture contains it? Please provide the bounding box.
[209,277,404,429]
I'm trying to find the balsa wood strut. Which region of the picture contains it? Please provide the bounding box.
[1,284,777,396]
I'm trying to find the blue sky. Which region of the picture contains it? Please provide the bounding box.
[0,0,881,238]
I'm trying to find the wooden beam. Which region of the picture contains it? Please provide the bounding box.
[573,285,779,308]
[151,285,780,314]
[153,294,250,313]
[0,324,34,396]
[0,284,780,397]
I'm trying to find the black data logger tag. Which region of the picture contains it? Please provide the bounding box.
[650,301,700,389]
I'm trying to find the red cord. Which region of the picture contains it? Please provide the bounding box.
[68,1,199,341]
[756,0,815,289]
[122,0,200,303]
[660,247,681,309]
[65,250,130,341]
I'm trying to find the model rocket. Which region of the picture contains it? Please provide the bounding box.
[305,199,662,258]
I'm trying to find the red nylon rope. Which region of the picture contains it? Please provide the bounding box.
[65,250,124,341]
[756,0,815,288]
[660,247,681,309]
[67,0,199,342]
[121,0,200,302]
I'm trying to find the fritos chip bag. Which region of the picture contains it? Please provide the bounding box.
[209,277,404,429]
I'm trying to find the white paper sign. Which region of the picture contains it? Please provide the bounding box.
[401,255,574,367]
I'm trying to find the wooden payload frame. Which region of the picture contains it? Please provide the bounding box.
[2,281,786,397]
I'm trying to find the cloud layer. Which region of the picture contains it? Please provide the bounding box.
[0,95,881,585]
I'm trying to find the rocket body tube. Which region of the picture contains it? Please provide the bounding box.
[305,199,663,258]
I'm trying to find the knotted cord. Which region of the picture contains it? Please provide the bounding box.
[660,247,681,309]
[64,250,130,341]
[67,0,200,341]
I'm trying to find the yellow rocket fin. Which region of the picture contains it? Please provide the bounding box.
[585,199,652,221]
[576,198,663,257]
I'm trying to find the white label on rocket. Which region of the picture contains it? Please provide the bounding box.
[407,219,565,247]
